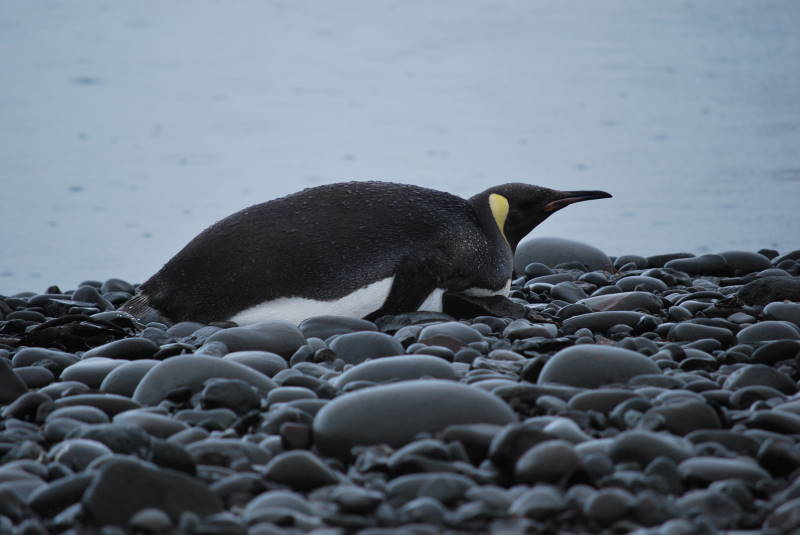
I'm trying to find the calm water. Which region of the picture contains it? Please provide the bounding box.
[1,1,798,294]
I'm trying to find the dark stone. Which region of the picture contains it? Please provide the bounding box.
[737,321,800,343]
[442,293,526,320]
[113,410,189,439]
[82,457,222,525]
[53,393,141,417]
[441,424,502,465]
[206,321,305,357]
[678,457,769,485]
[764,302,800,327]
[13,366,54,388]
[419,322,483,345]
[538,345,660,388]
[132,355,276,405]
[583,488,635,525]
[0,356,28,404]
[28,473,94,517]
[610,431,694,465]
[222,351,287,377]
[645,253,694,268]
[578,292,663,313]
[200,378,262,414]
[616,276,668,292]
[723,364,796,394]
[262,451,339,491]
[11,348,78,372]
[328,331,404,365]
[508,485,566,519]
[298,316,377,340]
[82,337,160,359]
[514,440,579,484]
[751,339,800,365]
[50,438,113,471]
[514,237,612,272]
[335,355,456,389]
[568,390,642,413]
[645,399,721,435]
[99,360,159,397]
[313,380,516,459]
[664,254,729,275]
[549,282,587,303]
[668,323,734,346]
[563,311,657,331]
[60,358,126,388]
[737,276,800,306]
[718,251,772,276]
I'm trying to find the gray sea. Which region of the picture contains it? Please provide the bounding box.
[1,1,798,295]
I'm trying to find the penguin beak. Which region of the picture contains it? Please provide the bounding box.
[544,190,612,212]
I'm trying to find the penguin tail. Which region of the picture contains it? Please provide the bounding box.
[119,293,170,325]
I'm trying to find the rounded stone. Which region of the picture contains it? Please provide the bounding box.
[764,302,800,327]
[718,251,772,276]
[50,439,113,472]
[538,345,660,388]
[60,358,126,389]
[335,355,457,388]
[99,360,159,397]
[262,451,339,491]
[206,321,305,357]
[82,337,160,360]
[723,364,796,395]
[736,321,800,343]
[610,431,694,465]
[113,410,189,439]
[11,348,78,372]
[222,351,287,377]
[514,440,580,484]
[328,331,404,365]
[132,355,276,405]
[563,311,656,331]
[418,322,484,344]
[616,276,668,292]
[514,237,612,272]
[737,276,800,306]
[298,316,377,340]
[583,488,635,525]
[313,380,516,459]
[578,292,663,313]
[678,457,770,484]
[668,323,734,346]
[664,254,728,275]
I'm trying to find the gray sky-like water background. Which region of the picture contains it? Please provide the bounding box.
[1,1,798,295]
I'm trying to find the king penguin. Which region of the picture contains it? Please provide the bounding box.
[121,181,611,325]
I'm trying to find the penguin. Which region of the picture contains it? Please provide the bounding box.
[121,181,611,325]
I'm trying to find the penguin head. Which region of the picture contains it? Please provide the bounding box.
[470,183,612,251]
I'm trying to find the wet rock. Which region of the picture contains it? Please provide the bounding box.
[11,348,78,372]
[83,337,160,359]
[28,472,94,518]
[723,364,796,394]
[610,431,694,465]
[538,345,660,388]
[764,301,800,327]
[583,488,635,525]
[132,355,275,405]
[222,351,287,377]
[200,378,262,414]
[514,237,612,272]
[206,321,305,357]
[298,315,377,340]
[563,311,657,331]
[60,358,126,389]
[514,440,579,484]
[578,292,663,313]
[736,320,800,343]
[664,254,729,275]
[508,485,566,519]
[262,451,339,490]
[335,355,456,389]
[328,331,404,365]
[668,323,734,345]
[616,276,668,292]
[50,439,113,471]
[737,276,800,306]
[678,457,770,485]
[82,457,222,526]
[0,360,32,406]
[314,380,515,459]
[99,360,159,397]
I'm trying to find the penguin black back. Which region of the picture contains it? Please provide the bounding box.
[123,181,611,324]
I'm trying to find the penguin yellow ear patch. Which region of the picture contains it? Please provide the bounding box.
[488,193,509,237]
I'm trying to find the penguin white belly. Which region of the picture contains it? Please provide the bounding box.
[463,279,511,297]
[228,276,447,325]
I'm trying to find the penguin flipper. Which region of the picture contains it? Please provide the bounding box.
[363,260,440,321]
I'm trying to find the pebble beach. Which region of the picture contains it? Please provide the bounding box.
[2,238,800,534]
